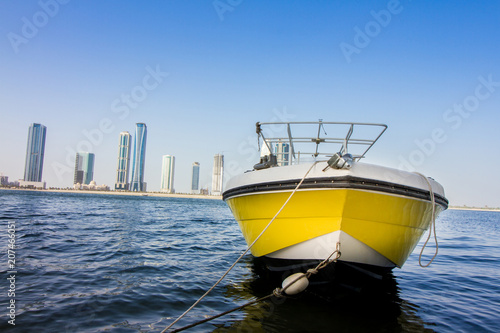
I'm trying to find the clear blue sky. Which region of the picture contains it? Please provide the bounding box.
[1,0,499,207]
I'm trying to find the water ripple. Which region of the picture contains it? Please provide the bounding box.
[0,191,499,332]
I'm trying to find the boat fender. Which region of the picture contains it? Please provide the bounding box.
[282,272,309,295]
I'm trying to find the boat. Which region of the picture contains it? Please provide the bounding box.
[223,121,448,276]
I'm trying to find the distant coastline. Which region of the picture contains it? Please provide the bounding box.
[0,187,222,200]
[448,206,500,212]
[2,188,499,209]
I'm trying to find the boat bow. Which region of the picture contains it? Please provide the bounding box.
[223,121,448,270]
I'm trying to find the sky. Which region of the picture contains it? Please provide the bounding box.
[0,0,499,207]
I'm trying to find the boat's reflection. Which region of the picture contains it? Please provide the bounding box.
[213,256,433,332]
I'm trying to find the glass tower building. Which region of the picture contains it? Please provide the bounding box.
[130,123,147,192]
[191,162,200,193]
[115,132,132,190]
[160,155,175,193]
[211,154,224,196]
[275,141,290,166]
[73,152,95,185]
[24,123,47,182]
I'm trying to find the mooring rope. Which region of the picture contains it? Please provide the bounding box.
[414,172,439,267]
[162,161,321,332]
[169,243,341,333]
[168,294,275,333]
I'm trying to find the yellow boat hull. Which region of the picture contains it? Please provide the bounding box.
[226,188,445,268]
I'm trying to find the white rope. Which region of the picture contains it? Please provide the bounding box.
[170,241,340,333]
[414,172,439,267]
[162,161,320,332]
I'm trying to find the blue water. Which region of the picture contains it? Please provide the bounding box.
[1,190,499,332]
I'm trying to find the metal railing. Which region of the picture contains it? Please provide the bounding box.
[255,121,387,165]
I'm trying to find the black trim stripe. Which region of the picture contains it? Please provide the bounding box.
[222,176,449,208]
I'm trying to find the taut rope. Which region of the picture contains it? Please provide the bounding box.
[162,161,320,332]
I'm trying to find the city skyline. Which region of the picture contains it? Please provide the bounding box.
[1,121,225,195]
[130,123,147,192]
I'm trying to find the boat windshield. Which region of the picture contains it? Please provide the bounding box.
[255,121,387,165]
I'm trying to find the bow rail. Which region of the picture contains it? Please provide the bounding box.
[255,121,387,166]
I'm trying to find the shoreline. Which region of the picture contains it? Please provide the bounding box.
[0,187,223,200]
[448,206,500,212]
[2,188,498,210]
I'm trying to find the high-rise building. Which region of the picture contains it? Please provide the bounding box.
[23,123,47,182]
[0,175,8,186]
[130,123,147,192]
[161,155,175,193]
[115,131,132,190]
[211,154,224,196]
[275,140,290,166]
[73,152,95,185]
[191,162,200,193]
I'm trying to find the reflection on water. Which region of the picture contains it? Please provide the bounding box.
[215,257,433,332]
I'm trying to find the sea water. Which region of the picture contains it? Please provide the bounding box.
[0,190,499,332]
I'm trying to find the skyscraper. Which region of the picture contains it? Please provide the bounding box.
[191,162,200,193]
[23,123,47,182]
[211,154,224,196]
[73,152,95,185]
[130,123,147,192]
[275,140,290,166]
[115,131,132,190]
[160,155,175,193]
